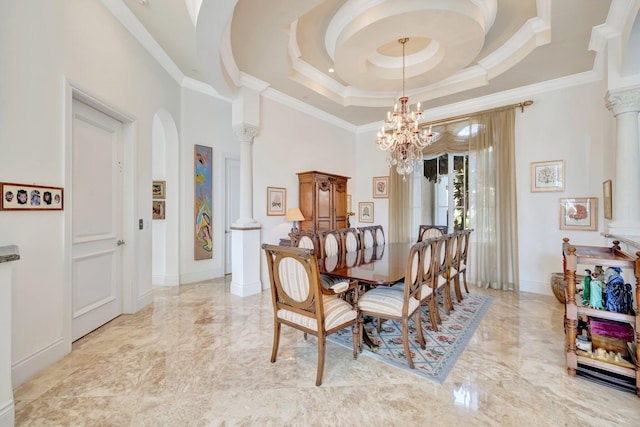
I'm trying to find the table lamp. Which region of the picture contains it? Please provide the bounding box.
[285,208,305,233]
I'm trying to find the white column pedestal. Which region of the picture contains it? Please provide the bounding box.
[230,224,262,297]
[0,246,19,427]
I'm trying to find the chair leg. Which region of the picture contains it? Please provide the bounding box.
[443,283,453,313]
[453,274,463,303]
[462,270,469,293]
[316,335,326,386]
[415,309,426,350]
[351,322,359,359]
[271,321,281,363]
[402,317,414,369]
[428,297,439,331]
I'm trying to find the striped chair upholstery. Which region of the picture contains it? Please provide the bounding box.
[358,226,375,248]
[373,225,385,246]
[417,225,448,242]
[339,228,361,252]
[262,244,358,386]
[357,242,426,369]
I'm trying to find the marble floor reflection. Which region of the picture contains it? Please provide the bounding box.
[14,277,640,426]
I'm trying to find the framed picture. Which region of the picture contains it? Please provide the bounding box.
[603,180,612,220]
[530,160,564,192]
[358,201,374,223]
[267,187,286,216]
[0,182,64,211]
[373,176,389,198]
[152,181,166,199]
[559,197,597,231]
[194,145,213,260]
[152,200,165,220]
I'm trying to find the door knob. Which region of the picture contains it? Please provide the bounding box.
[117,240,125,246]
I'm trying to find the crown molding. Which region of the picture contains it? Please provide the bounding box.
[99,0,184,84]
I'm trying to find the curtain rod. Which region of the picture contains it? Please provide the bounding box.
[422,100,534,127]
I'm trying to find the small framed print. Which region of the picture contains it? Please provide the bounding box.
[152,181,166,199]
[358,202,374,223]
[373,176,389,198]
[560,197,597,231]
[152,200,165,220]
[531,160,564,192]
[603,180,612,220]
[1,182,64,211]
[267,187,286,216]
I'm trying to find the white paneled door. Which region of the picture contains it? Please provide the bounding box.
[71,99,124,341]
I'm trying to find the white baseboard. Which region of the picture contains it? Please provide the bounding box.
[230,280,262,297]
[0,399,14,427]
[152,274,179,286]
[136,289,153,312]
[11,338,68,388]
[179,270,220,284]
[519,280,554,296]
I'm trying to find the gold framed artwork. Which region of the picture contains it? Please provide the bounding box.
[603,180,612,220]
[0,182,64,211]
[267,187,286,216]
[373,176,389,198]
[152,180,166,199]
[358,201,374,223]
[559,197,597,231]
[152,200,165,220]
[530,160,564,192]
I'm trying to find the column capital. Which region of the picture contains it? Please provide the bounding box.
[233,124,259,143]
[605,86,640,116]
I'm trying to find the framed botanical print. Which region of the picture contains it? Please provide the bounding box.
[530,160,564,192]
[358,201,374,223]
[152,200,165,220]
[373,176,389,198]
[267,187,286,216]
[559,197,597,231]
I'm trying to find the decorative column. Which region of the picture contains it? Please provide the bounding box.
[605,86,640,236]
[0,245,19,427]
[230,124,262,297]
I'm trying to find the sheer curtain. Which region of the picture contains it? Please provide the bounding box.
[388,169,415,243]
[468,109,519,290]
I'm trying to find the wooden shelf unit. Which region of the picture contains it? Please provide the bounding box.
[562,237,640,396]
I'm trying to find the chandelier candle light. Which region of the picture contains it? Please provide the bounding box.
[376,38,435,180]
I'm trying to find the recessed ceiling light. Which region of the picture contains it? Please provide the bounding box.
[328,68,334,73]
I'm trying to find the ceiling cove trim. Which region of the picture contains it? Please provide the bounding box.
[356,70,603,134]
[289,6,551,107]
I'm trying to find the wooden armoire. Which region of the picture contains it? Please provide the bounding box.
[297,171,350,233]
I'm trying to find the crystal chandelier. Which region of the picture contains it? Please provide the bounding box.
[376,38,435,180]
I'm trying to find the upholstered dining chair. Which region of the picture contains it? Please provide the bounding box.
[419,237,440,332]
[339,228,361,252]
[319,229,343,258]
[262,244,358,386]
[417,225,448,243]
[357,241,426,369]
[358,226,376,249]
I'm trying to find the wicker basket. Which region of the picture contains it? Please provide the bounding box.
[551,272,586,304]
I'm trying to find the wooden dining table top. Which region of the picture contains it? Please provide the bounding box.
[319,242,414,286]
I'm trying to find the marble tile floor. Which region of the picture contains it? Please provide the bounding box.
[13,277,640,426]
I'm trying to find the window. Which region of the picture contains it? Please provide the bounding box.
[423,154,469,232]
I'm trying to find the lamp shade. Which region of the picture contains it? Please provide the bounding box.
[285,208,305,222]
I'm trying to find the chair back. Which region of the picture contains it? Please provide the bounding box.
[418,225,448,242]
[434,233,454,285]
[373,225,386,246]
[420,237,439,301]
[290,231,320,255]
[262,244,323,325]
[402,242,424,304]
[319,229,342,258]
[358,226,375,248]
[459,229,471,271]
[339,228,361,252]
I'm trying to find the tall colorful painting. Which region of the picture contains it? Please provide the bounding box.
[194,145,213,260]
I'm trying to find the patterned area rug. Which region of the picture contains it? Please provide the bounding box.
[328,291,492,384]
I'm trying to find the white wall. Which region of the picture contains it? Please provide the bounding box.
[179,87,237,283]
[254,97,357,287]
[0,0,181,386]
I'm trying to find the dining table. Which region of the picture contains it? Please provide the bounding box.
[319,242,415,350]
[319,242,414,286]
